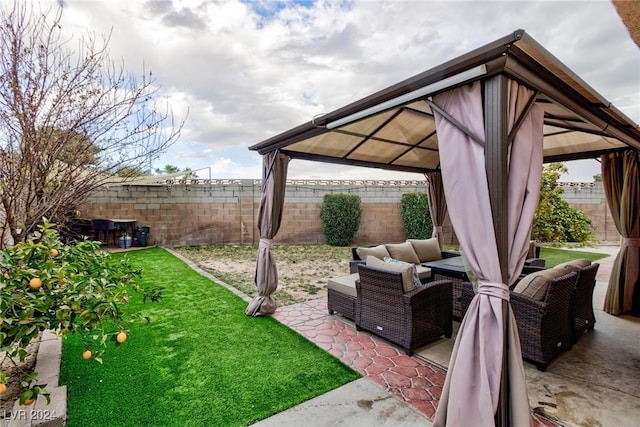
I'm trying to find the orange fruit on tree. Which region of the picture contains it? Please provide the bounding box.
[82,350,92,360]
[29,277,42,289]
[3,272,9,279]
[49,248,59,257]
[23,398,35,406]
[116,332,127,343]
[0,383,6,395]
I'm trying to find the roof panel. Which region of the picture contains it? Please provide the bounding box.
[340,110,397,135]
[286,133,362,158]
[348,140,408,164]
[375,108,437,144]
[394,147,440,170]
[542,128,627,158]
[418,133,439,150]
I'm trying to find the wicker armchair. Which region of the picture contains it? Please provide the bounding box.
[355,264,452,356]
[572,263,600,342]
[510,271,579,371]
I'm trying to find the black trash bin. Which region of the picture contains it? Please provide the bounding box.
[135,226,150,247]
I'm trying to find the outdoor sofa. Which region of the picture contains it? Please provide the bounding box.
[349,239,460,277]
[458,258,599,370]
[328,238,457,321]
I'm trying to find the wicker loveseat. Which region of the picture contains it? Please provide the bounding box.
[510,270,579,371]
[355,264,453,355]
[350,238,460,278]
[328,238,458,321]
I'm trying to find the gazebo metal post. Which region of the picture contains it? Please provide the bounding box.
[484,74,510,426]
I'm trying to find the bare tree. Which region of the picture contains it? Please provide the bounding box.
[0,1,185,247]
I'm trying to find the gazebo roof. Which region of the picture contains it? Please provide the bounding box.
[249,29,640,173]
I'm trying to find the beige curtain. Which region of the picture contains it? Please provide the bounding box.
[432,79,543,426]
[246,151,290,316]
[425,171,447,249]
[602,150,640,316]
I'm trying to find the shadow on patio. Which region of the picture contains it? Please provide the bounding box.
[269,246,640,427]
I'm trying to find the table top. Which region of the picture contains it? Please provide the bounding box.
[422,256,466,273]
[110,219,136,223]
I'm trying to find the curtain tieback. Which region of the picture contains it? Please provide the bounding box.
[623,237,640,248]
[477,280,510,301]
[259,238,273,249]
[435,226,443,232]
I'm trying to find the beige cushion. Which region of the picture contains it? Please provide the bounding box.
[327,273,359,297]
[383,257,422,288]
[553,258,591,272]
[356,244,390,261]
[366,255,415,292]
[513,268,568,301]
[415,265,432,281]
[408,238,442,263]
[385,242,421,265]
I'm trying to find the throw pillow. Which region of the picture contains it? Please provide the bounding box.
[553,258,591,272]
[366,255,415,293]
[408,238,442,263]
[384,257,422,289]
[356,244,391,261]
[512,268,568,301]
[385,242,421,265]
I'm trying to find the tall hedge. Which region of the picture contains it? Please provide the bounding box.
[401,192,432,239]
[320,194,362,246]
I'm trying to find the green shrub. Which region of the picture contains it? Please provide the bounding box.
[401,192,433,239]
[0,219,159,404]
[532,163,594,244]
[320,194,362,246]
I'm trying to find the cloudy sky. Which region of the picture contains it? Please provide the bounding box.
[35,0,640,180]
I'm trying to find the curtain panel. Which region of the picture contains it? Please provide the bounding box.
[602,150,640,316]
[432,79,543,426]
[246,152,290,316]
[425,171,447,249]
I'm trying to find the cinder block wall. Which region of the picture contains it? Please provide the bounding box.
[78,180,614,247]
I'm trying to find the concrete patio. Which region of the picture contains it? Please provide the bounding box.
[254,246,640,427]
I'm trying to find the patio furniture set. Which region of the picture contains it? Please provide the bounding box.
[62,218,150,248]
[327,238,600,370]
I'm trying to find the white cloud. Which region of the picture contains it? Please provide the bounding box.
[24,0,640,181]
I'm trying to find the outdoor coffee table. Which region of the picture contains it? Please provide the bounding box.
[422,256,474,320]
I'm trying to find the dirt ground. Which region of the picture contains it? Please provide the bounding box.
[0,336,40,417]
[172,245,353,306]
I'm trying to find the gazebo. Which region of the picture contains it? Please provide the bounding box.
[247,29,640,426]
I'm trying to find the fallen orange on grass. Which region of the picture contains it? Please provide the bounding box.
[82,350,92,360]
[0,383,6,395]
[116,332,127,343]
[29,277,42,289]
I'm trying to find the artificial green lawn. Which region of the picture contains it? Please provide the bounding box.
[59,248,360,427]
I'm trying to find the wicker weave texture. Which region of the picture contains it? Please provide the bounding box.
[572,263,600,342]
[327,288,357,320]
[433,273,474,320]
[355,265,452,355]
[511,271,579,371]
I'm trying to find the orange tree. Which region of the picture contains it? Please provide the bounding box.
[0,220,158,405]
